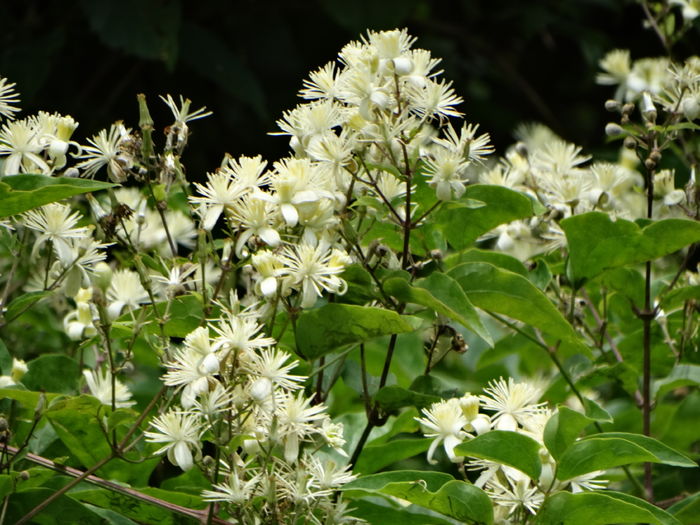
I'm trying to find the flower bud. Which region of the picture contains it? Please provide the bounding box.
[605,122,624,137]
[392,57,414,75]
[641,92,657,122]
[605,99,621,112]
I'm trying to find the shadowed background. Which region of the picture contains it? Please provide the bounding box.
[2,0,689,179]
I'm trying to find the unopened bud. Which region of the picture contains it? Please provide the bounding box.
[430,249,443,261]
[19,471,30,481]
[605,99,621,112]
[649,149,662,162]
[623,136,637,149]
[515,141,529,158]
[605,123,625,137]
[622,103,635,115]
[641,92,657,122]
[645,157,657,170]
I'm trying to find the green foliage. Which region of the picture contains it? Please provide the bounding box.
[455,430,543,480]
[0,175,114,218]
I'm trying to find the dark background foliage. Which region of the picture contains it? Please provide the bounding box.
[0,0,687,179]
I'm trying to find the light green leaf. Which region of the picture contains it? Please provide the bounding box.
[384,272,492,345]
[0,175,114,218]
[448,262,580,344]
[455,430,542,480]
[436,184,543,250]
[535,490,681,525]
[354,438,432,475]
[4,291,52,323]
[557,433,696,481]
[561,212,700,284]
[343,471,493,524]
[295,304,418,360]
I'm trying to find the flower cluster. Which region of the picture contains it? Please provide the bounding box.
[144,296,358,523]
[417,378,607,522]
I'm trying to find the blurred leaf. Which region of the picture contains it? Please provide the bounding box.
[562,212,700,285]
[374,385,441,412]
[455,430,542,480]
[557,433,696,481]
[320,0,423,33]
[181,21,267,118]
[535,490,681,525]
[0,175,114,218]
[295,304,418,359]
[80,0,182,69]
[436,185,543,250]
[449,262,580,344]
[354,438,432,475]
[669,492,700,524]
[4,291,52,323]
[22,355,80,394]
[653,364,700,399]
[661,285,700,309]
[112,294,204,338]
[343,471,493,524]
[0,339,11,376]
[385,272,492,345]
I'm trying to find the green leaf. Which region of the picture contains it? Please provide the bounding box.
[455,430,542,480]
[4,291,52,323]
[543,406,597,461]
[4,488,102,525]
[384,273,492,345]
[448,262,580,344]
[437,184,542,250]
[653,364,700,399]
[22,354,80,394]
[535,490,681,525]
[444,248,528,276]
[0,175,114,218]
[112,294,204,339]
[348,499,454,525]
[354,438,432,475]
[73,487,204,525]
[343,471,493,524]
[295,304,418,359]
[556,433,696,481]
[0,339,11,376]
[374,385,441,412]
[661,285,700,309]
[0,388,59,411]
[669,492,700,524]
[562,212,700,284]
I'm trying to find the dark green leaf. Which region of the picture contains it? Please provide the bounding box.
[384,272,492,345]
[653,364,700,399]
[0,339,11,376]
[535,490,681,525]
[4,488,102,525]
[0,175,114,218]
[80,0,182,68]
[455,431,542,480]
[437,184,543,250]
[448,262,580,344]
[22,355,80,394]
[295,304,418,359]
[348,499,454,525]
[354,438,432,474]
[562,212,700,284]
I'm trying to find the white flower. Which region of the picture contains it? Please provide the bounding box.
[479,377,546,431]
[0,118,49,174]
[416,398,470,464]
[145,410,202,471]
[190,171,247,230]
[106,269,149,319]
[76,123,132,181]
[0,77,20,120]
[23,203,89,264]
[83,368,136,408]
[274,391,328,463]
